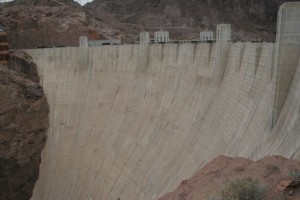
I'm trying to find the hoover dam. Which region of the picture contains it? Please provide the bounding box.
[24,3,300,200]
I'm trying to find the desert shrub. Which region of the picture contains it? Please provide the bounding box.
[207,177,265,200]
[266,164,280,172]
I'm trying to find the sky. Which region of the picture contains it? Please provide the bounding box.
[0,0,94,5]
[74,0,94,5]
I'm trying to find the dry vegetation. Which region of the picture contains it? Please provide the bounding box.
[207,177,265,200]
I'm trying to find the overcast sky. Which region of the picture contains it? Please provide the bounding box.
[0,0,94,5]
[74,0,94,5]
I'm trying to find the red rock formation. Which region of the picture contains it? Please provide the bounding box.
[159,156,300,200]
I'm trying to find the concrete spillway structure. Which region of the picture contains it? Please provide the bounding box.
[25,3,300,200]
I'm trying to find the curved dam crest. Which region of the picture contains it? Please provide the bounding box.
[24,3,300,199]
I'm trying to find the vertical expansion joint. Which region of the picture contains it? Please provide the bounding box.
[215,24,231,84]
[79,36,89,70]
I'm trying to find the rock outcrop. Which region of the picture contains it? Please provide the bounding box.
[0,52,49,200]
[0,0,299,48]
[85,0,299,41]
[0,0,128,49]
[159,156,300,200]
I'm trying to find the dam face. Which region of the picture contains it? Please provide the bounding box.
[25,3,300,200]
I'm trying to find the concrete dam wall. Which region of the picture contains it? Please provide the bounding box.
[24,3,300,200]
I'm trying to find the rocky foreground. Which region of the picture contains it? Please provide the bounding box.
[0,52,49,200]
[159,156,300,200]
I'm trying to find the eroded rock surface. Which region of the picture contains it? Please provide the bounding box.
[0,53,48,200]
